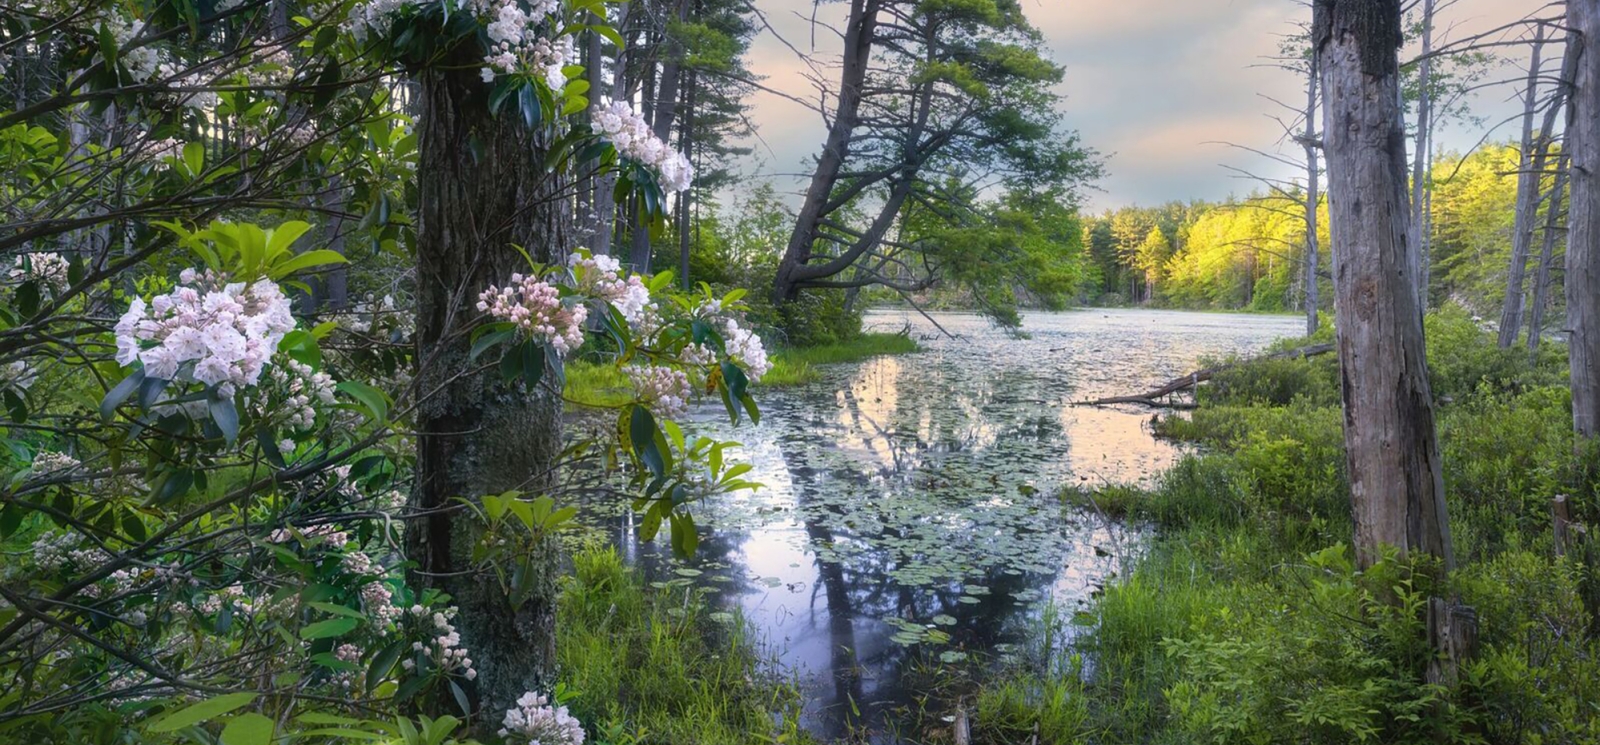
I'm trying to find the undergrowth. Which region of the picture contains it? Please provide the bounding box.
[1026,304,1600,744]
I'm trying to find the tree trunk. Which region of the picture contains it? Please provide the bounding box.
[1304,56,1322,337]
[678,67,696,290]
[1316,0,1454,571]
[772,0,880,303]
[1499,27,1548,348]
[1569,0,1600,440]
[1409,0,1435,309]
[1528,155,1569,353]
[409,63,567,721]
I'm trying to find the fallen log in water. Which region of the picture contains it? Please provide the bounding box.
[1076,342,1335,409]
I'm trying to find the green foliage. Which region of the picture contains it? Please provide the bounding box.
[1083,197,1317,310]
[1423,303,1568,400]
[556,546,809,745]
[763,290,862,348]
[910,188,1088,326]
[1032,309,1600,743]
[1162,546,1475,745]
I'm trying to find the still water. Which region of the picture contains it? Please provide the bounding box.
[604,308,1302,741]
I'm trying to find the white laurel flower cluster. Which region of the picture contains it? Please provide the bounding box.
[627,365,691,420]
[262,359,336,431]
[361,581,403,628]
[568,252,653,326]
[10,252,69,292]
[246,47,296,86]
[679,342,716,367]
[103,16,217,109]
[499,691,585,745]
[105,16,166,83]
[719,318,771,382]
[329,643,364,688]
[29,450,79,476]
[402,606,476,679]
[269,524,351,546]
[115,269,297,397]
[479,0,570,88]
[31,530,89,572]
[0,361,36,393]
[195,584,255,615]
[478,274,588,357]
[343,0,429,42]
[340,549,379,576]
[591,100,694,193]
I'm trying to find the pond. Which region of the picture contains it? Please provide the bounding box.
[597,308,1303,741]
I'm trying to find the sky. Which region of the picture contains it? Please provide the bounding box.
[731,0,1553,212]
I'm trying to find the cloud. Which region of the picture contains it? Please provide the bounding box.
[731,0,1545,209]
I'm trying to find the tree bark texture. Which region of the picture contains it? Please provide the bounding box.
[1569,0,1600,440]
[409,63,567,720]
[1315,0,1454,571]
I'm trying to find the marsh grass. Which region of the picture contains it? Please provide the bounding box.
[556,545,811,745]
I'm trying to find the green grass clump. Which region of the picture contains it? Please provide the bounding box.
[973,663,1091,744]
[759,331,920,387]
[556,545,809,745]
[564,360,634,408]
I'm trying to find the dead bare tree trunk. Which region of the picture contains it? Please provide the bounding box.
[1529,154,1569,352]
[1409,0,1436,310]
[1569,0,1600,441]
[1303,55,1323,337]
[408,62,567,721]
[1499,26,1549,348]
[1316,0,1454,569]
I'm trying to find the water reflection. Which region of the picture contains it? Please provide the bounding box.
[603,309,1301,741]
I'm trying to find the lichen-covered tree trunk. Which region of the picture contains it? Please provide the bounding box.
[408,63,568,720]
[1569,0,1600,440]
[1315,0,1454,570]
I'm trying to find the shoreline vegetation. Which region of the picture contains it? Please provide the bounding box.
[564,330,921,408]
[579,305,1600,744]
[1036,305,1599,744]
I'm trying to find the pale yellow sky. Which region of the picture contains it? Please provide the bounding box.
[733,0,1552,210]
